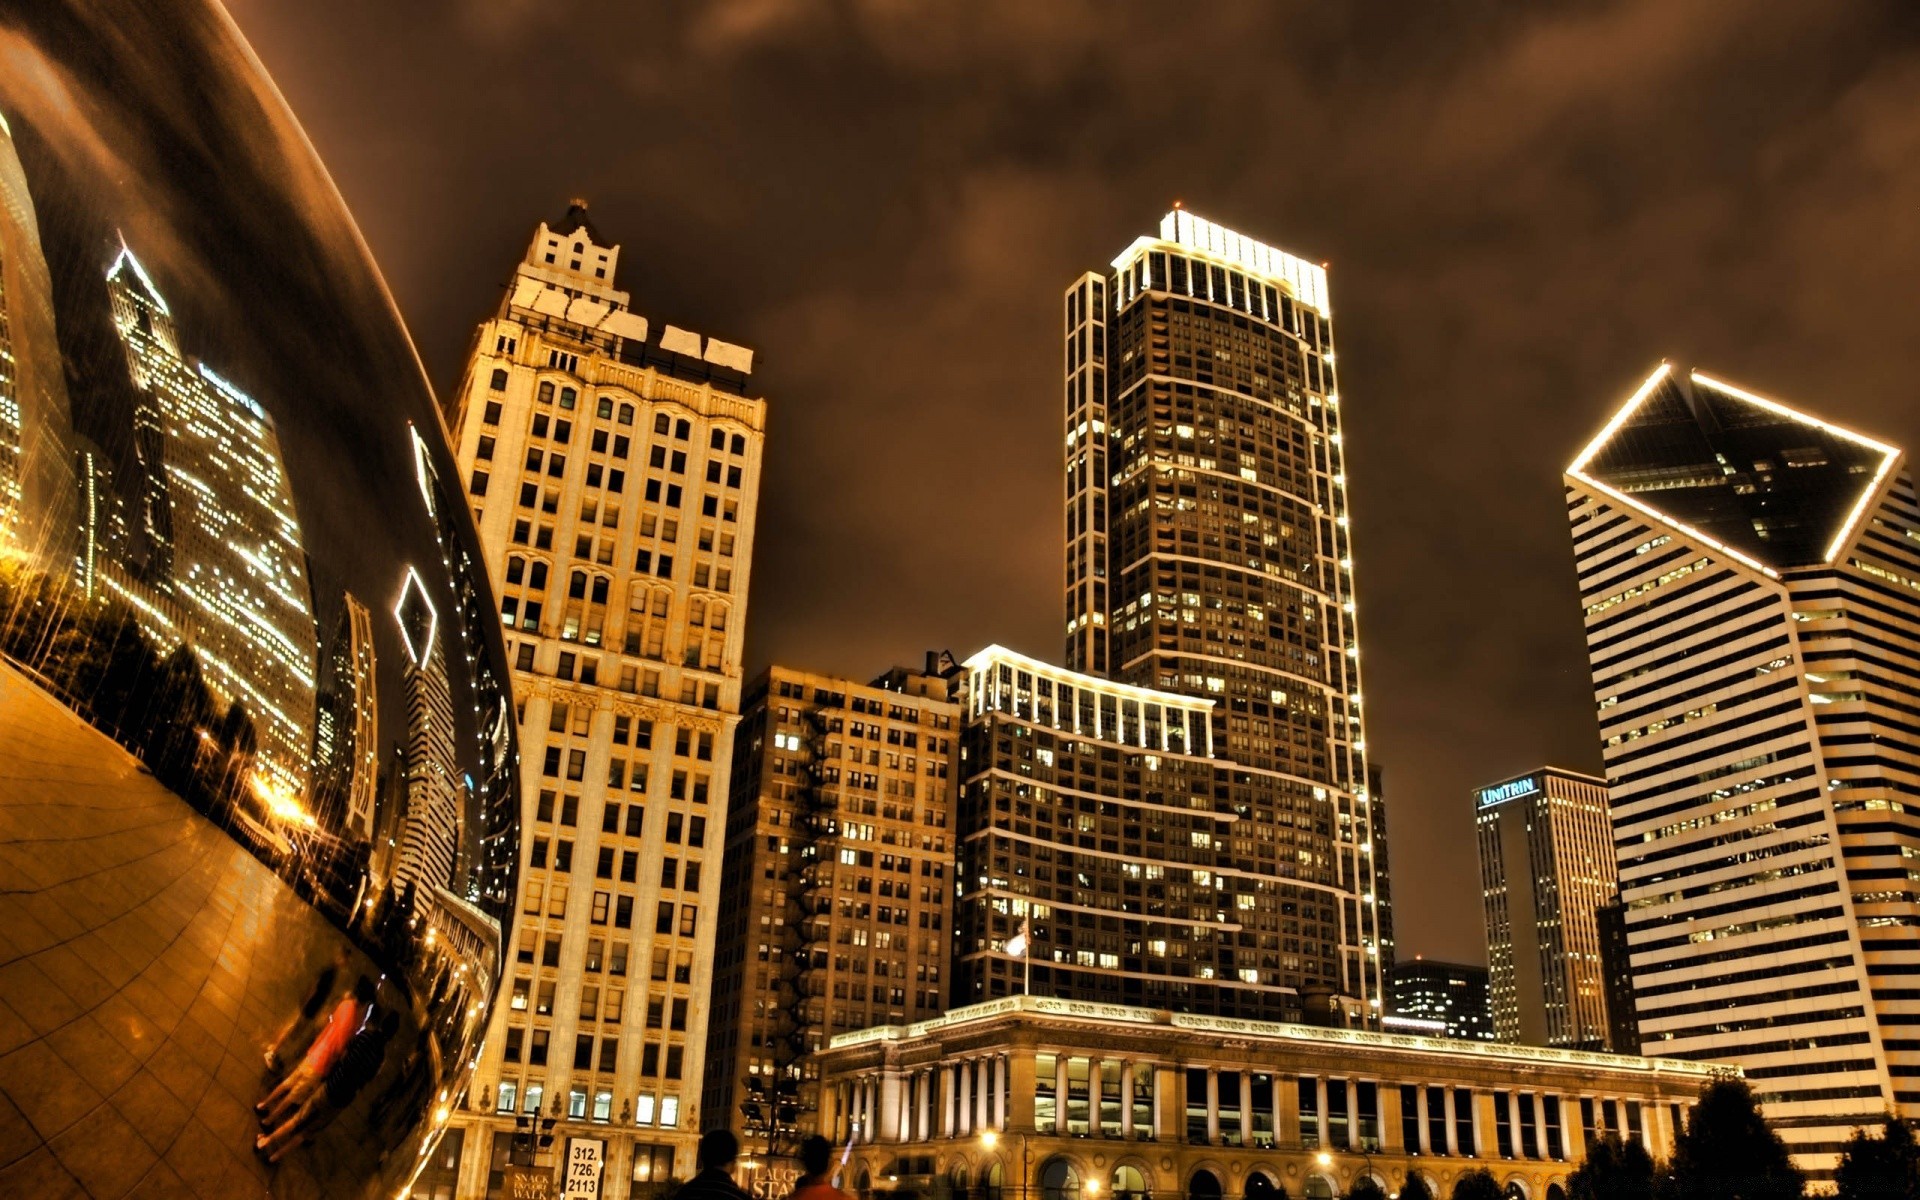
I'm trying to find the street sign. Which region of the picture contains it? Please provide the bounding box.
[503,1166,555,1200]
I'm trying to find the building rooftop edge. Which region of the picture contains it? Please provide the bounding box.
[825,994,1727,1077]
[960,644,1216,715]
[1471,764,1607,797]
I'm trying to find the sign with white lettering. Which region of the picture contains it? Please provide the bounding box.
[503,1167,556,1200]
[1476,777,1540,808]
[563,1137,604,1200]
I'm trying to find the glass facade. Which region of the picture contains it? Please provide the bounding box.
[0,2,517,1196]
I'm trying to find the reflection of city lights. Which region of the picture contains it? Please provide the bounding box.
[250,772,316,827]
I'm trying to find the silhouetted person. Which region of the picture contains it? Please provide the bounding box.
[787,1135,851,1200]
[673,1130,753,1200]
[264,944,352,1073]
[256,974,375,1129]
[256,1008,400,1162]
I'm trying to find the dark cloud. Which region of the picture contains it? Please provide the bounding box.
[228,0,1920,963]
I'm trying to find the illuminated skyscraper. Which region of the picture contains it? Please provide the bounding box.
[443,202,765,1184]
[1473,767,1616,1050]
[104,246,319,796]
[0,107,75,564]
[1065,210,1382,1022]
[311,591,380,840]
[1567,363,1920,1176]
[395,567,460,892]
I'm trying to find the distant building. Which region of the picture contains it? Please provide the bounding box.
[702,661,961,1168]
[0,106,75,566]
[1370,763,1397,972]
[394,567,460,893]
[103,245,319,798]
[311,592,379,840]
[1475,767,1615,1050]
[1566,363,1920,1174]
[819,995,1717,1200]
[1595,899,1639,1056]
[1389,959,1495,1043]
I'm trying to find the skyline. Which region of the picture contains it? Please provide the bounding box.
[232,0,1920,964]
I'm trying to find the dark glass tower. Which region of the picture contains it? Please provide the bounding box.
[1064,210,1382,1023]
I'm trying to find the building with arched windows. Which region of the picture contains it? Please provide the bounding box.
[819,996,1718,1200]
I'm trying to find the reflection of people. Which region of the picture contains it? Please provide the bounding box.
[256,974,375,1130]
[672,1131,754,1200]
[255,1008,399,1162]
[264,945,352,1072]
[787,1136,852,1200]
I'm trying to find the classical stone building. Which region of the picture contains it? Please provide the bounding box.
[438,201,766,1194]
[819,996,1718,1200]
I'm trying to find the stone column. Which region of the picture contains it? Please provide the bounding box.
[1155,1065,1181,1142]
[958,1059,974,1137]
[1415,1087,1431,1155]
[942,1066,956,1136]
[1532,1093,1551,1161]
[977,1060,992,1132]
[1344,1080,1359,1151]
[1056,1057,1071,1135]
[1315,1078,1330,1150]
[1443,1089,1459,1155]
[1205,1068,1220,1143]
[1120,1061,1135,1140]
[1379,1082,1401,1154]
[1087,1057,1102,1137]
[993,1056,1007,1130]
[1278,1075,1297,1148]
[879,1071,902,1141]
[1008,1052,1037,1132]
[1240,1070,1254,1147]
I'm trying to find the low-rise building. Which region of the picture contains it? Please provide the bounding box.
[819,996,1720,1200]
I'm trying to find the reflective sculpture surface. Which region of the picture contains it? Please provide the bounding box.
[0,2,517,1195]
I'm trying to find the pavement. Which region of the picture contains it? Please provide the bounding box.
[0,660,393,1197]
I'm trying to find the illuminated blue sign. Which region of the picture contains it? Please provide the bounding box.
[1477,776,1541,808]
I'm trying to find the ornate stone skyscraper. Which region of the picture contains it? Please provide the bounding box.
[443,202,765,1185]
[1061,210,1383,1023]
[1566,363,1920,1178]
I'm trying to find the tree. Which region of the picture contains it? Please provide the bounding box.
[1400,1174,1436,1200]
[1572,1131,1657,1200]
[1660,1076,1802,1200]
[1835,1116,1920,1200]
[1348,1180,1386,1200]
[1452,1170,1501,1200]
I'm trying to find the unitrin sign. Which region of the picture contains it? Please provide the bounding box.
[1476,776,1541,809]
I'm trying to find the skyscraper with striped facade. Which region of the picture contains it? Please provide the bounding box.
[1566,363,1920,1179]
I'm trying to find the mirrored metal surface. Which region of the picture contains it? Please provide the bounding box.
[0,2,517,1195]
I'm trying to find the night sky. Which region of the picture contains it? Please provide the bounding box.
[231,0,1920,966]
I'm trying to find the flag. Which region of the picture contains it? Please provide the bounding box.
[1005,916,1030,958]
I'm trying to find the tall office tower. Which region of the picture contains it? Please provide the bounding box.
[310,591,380,839]
[1595,899,1640,1055]
[952,646,1324,1018]
[1474,767,1616,1050]
[1386,958,1496,1042]
[703,662,961,1169]
[1566,363,1920,1175]
[104,245,319,796]
[1369,762,1397,970]
[444,202,765,1188]
[1066,210,1382,1023]
[395,567,461,892]
[0,107,75,564]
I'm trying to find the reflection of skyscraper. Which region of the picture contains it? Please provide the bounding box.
[0,107,76,563]
[103,246,320,795]
[312,592,379,838]
[395,566,460,892]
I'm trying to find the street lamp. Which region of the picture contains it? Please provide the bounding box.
[980,1129,1029,1200]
